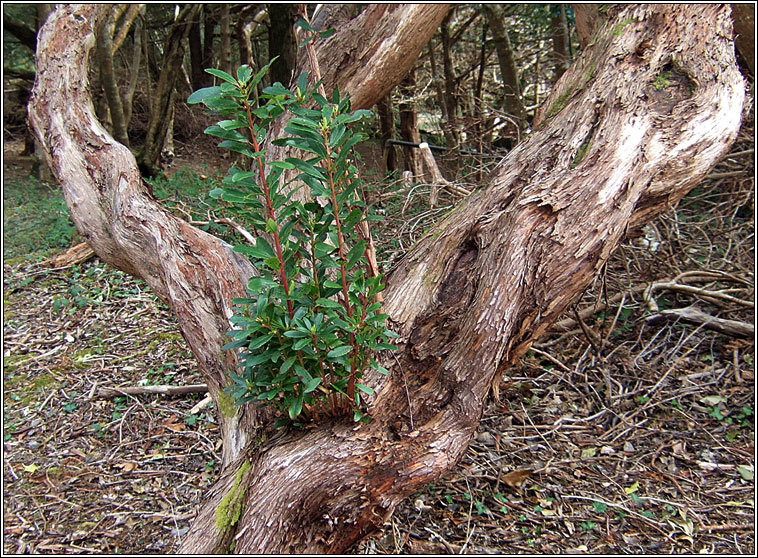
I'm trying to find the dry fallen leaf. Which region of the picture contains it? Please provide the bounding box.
[164,417,185,432]
[117,462,137,473]
[502,469,533,490]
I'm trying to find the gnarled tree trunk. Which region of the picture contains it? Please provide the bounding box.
[29,4,743,554]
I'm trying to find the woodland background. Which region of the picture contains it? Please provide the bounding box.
[3,3,755,553]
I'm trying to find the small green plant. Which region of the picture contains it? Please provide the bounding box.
[188,63,397,425]
[653,71,673,90]
[592,501,608,514]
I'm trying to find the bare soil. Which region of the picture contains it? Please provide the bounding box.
[3,117,754,553]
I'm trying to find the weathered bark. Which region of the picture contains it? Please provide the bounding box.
[482,4,527,125]
[29,3,743,554]
[139,5,199,175]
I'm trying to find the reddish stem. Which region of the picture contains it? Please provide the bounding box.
[243,100,293,318]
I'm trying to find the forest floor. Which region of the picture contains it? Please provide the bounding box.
[3,113,755,554]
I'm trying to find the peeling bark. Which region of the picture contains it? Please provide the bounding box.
[29,4,743,554]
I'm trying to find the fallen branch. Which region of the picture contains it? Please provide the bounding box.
[644,278,753,311]
[41,242,95,268]
[418,142,471,206]
[97,384,208,398]
[645,307,754,338]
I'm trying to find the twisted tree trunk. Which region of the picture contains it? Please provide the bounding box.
[29,4,743,554]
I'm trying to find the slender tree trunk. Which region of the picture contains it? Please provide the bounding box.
[399,69,423,178]
[236,6,259,70]
[268,3,299,87]
[440,12,460,146]
[201,5,216,86]
[428,38,449,130]
[138,5,199,175]
[377,94,397,174]
[551,4,571,82]
[123,10,143,128]
[219,4,232,77]
[29,4,742,554]
[189,11,204,89]
[96,5,129,147]
[474,21,488,180]
[110,4,142,56]
[30,4,53,179]
[482,4,527,126]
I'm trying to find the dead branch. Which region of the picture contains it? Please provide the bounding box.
[645,307,754,338]
[97,384,208,398]
[41,242,96,268]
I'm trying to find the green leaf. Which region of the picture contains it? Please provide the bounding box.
[263,82,290,96]
[234,244,273,260]
[248,334,273,350]
[329,124,346,148]
[293,365,313,381]
[285,157,326,181]
[203,96,240,112]
[303,377,322,393]
[218,119,247,130]
[218,140,255,158]
[288,395,304,420]
[205,68,238,85]
[280,356,296,373]
[268,161,296,170]
[319,28,335,39]
[294,17,314,32]
[264,256,281,270]
[292,338,310,351]
[356,382,374,395]
[327,345,352,359]
[346,240,366,270]
[297,72,310,96]
[316,297,343,309]
[237,65,253,84]
[283,329,309,338]
[188,86,222,104]
[265,218,278,234]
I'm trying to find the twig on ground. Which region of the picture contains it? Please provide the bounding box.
[96,384,208,398]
